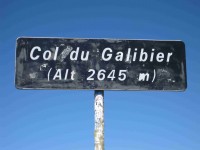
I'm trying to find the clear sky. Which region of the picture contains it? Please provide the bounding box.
[0,0,200,150]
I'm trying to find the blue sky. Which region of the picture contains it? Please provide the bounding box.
[0,0,200,150]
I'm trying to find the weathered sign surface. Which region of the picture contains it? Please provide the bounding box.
[15,37,187,90]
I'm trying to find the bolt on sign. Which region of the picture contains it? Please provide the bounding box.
[15,37,187,90]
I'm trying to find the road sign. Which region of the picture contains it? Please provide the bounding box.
[15,37,187,90]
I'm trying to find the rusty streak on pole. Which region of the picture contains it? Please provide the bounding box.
[94,90,104,150]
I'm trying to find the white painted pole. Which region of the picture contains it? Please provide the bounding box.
[94,90,104,150]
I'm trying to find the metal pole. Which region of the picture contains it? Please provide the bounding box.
[94,90,104,150]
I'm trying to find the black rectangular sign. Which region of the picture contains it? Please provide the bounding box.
[15,37,187,90]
